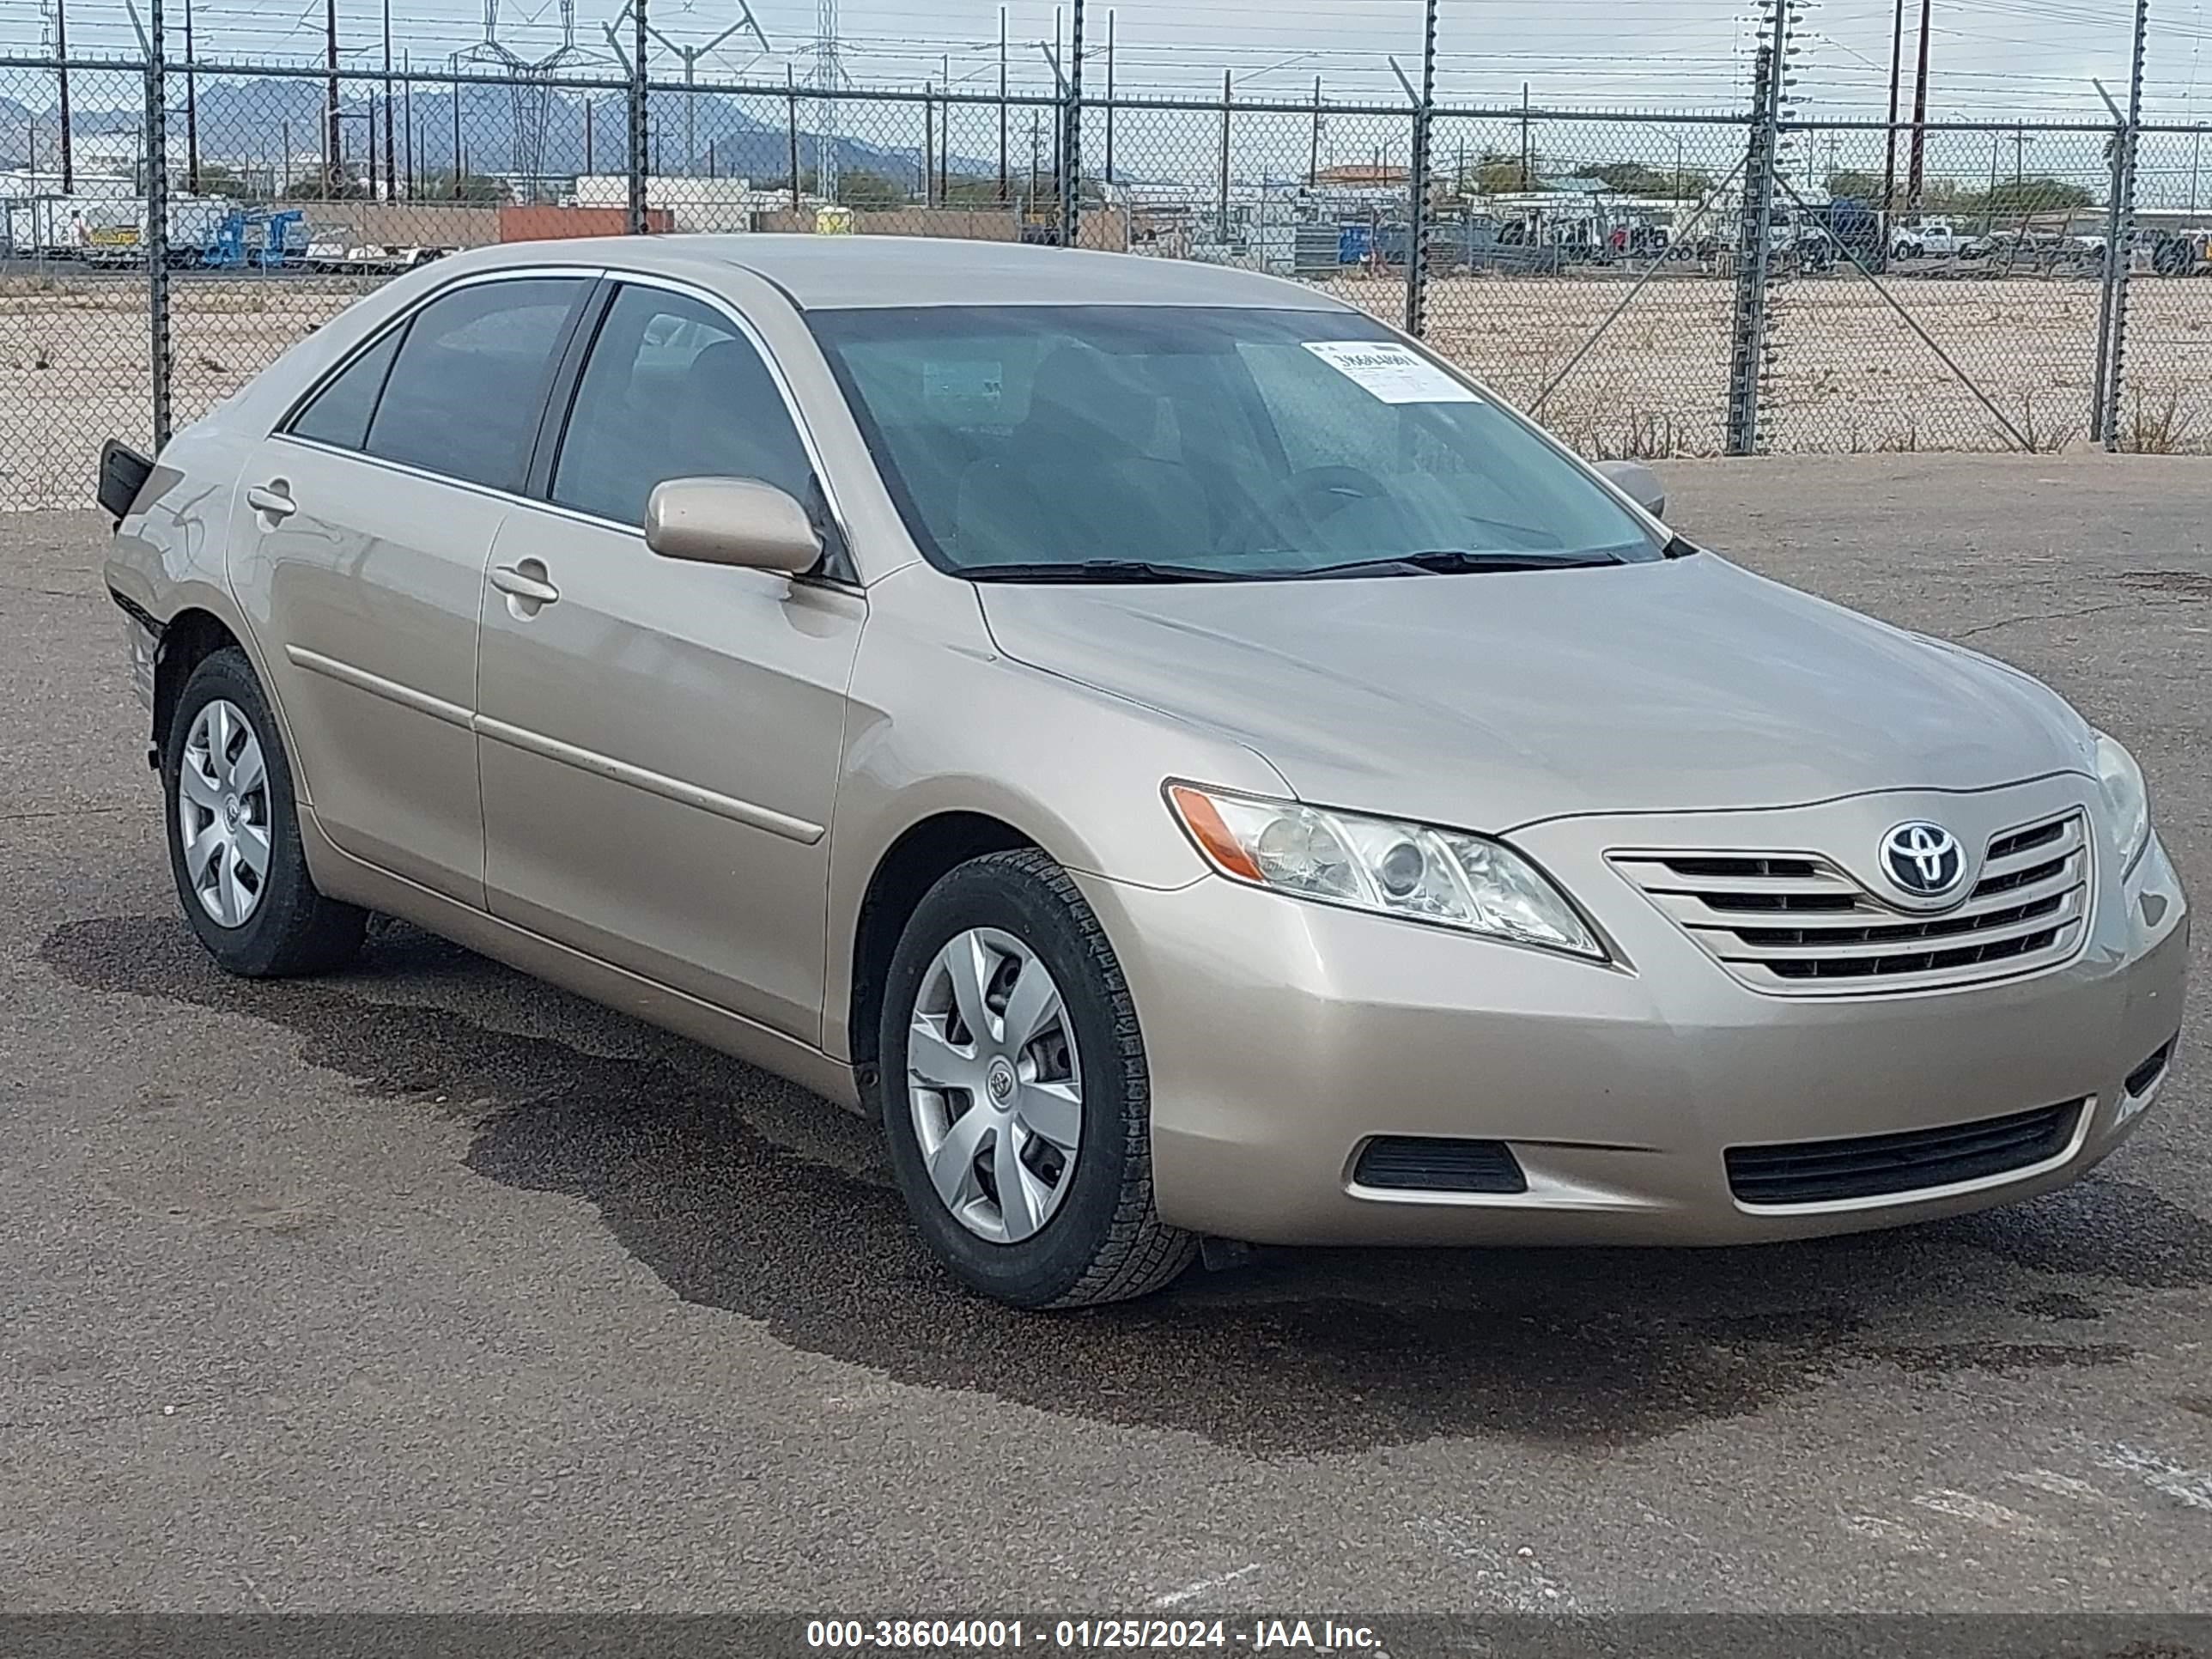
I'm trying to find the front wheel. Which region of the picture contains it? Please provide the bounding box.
[878,849,1197,1309]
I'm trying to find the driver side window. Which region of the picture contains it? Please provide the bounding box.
[550,285,815,529]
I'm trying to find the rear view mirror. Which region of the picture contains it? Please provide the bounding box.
[1594,459,1667,521]
[645,477,822,574]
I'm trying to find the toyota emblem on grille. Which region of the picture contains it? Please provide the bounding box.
[1881,822,1966,897]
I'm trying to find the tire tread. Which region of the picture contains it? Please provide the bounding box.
[988,848,1198,1309]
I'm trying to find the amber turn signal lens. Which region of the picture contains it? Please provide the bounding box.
[1167,784,1266,882]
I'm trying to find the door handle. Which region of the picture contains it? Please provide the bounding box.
[246,482,295,520]
[490,562,561,605]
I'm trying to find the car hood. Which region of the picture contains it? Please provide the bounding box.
[975,554,2092,830]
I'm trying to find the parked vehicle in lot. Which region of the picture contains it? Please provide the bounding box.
[1891,219,1965,258]
[1797,196,1887,270]
[100,238,2189,1308]
[305,240,445,276]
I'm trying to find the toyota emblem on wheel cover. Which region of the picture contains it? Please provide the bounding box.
[1881,822,1966,897]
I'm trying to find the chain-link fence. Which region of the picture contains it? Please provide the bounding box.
[1,0,2204,511]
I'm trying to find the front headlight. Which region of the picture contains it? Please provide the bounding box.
[2094,731,2151,874]
[1165,782,1606,960]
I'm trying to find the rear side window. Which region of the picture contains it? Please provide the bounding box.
[289,326,403,450]
[550,283,814,528]
[360,276,588,492]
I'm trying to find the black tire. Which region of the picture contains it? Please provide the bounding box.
[163,646,367,977]
[878,848,1197,1309]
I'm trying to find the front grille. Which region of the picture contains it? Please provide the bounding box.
[1612,810,2089,995]
[1725,1100,2084,1206]
[1352,1136,1527,1194]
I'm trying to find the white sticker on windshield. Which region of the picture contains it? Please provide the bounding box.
[1302,340,1482,404]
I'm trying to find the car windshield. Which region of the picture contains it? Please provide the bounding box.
[807,304,1664,580]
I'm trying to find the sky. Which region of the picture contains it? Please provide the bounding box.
[3,0,2207,125]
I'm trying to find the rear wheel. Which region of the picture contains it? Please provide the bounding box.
[164,647,366,977]
[878,849,1196,1308]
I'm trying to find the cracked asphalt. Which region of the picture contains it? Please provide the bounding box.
[3,453,2209,1614]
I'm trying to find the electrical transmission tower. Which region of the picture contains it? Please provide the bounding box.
[454,0,614,196]
[608,0,769,173]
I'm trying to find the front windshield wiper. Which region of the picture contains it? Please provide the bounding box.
[963,559,1244,584]
[1289,550,1626,580]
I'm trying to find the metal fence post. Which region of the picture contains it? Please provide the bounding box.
[1403,0,1436,337]
[628,0,648,234]
[2103,0,2150,450]
[2091,112,2127,441]
[1725,11,1784,455]
[787,65,801,211]
[146,0,171,451]
[1060,0,1083,246]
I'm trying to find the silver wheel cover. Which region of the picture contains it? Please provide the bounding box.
[906,927,1084,1243]
[176,697,271,928]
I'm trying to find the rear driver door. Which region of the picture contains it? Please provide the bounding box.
[239,272,593,906]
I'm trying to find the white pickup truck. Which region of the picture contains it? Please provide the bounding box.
[1891,219,1966,258]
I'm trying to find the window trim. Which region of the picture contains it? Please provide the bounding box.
[273,264,605,499]
[528,270,857,584]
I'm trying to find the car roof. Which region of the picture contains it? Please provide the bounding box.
[440,234,1362,313]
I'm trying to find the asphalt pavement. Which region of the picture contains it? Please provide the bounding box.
[2,453,2209,1614]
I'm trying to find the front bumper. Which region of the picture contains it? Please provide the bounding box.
[1078,778,2189,1247]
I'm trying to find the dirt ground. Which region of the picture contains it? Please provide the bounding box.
[5,454,2211,1612]
[3,264,2209,510]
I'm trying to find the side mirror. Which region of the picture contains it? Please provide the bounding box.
[645,477,822,574]
[1594,458,1666,520]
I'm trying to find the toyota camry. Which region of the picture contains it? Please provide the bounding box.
[101,236,2189,1308]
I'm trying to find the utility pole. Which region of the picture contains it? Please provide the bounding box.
[184,0,198,192]
[56,0,73,193]
[1880,0,1904,222]
[1218,69,1231,244]
[1520,82,1531,190]
[1103,10,1115,186]
[1906,0,1933,208]
[1309,74,1322,186]
[383,0,396,199]
[325,0,342,196]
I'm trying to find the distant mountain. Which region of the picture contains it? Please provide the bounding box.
[0,74,1007,186]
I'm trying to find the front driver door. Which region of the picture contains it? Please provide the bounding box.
[474,278,865,1043]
